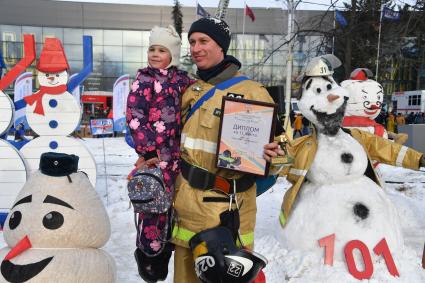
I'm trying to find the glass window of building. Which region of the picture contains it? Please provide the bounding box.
[141,31,150,47]
[64,28,83,44]
[92,45,104,61]
[123,30,142,46]
[69,60,83,74]
[104,30,123,46]
[64,44,83,61]
[123,46,142,63]
[43,27,63,42]
[124,62,142,76]
[0,25,22,42]
[104,46,123,62]
[103,61,123,77]
[22,26,43,43]
[84,29,103,45]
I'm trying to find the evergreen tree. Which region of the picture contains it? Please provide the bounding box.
[172,0,183,38]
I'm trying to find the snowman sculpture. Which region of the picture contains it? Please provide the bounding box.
[279,55,424,275]
[0,35,35,217]
[0,152,116,282]
[341,68,408,144]
[20,38,97,186]
[341,69,387,138]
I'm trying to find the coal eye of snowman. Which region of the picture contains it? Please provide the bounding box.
[45,74,50,77]
[9,211,22,230]
[43,211,64,230]
[55,74,60,77]
[326,84,332,90]
[315,88,322,94]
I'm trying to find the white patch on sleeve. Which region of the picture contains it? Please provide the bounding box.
[396,146,408,167]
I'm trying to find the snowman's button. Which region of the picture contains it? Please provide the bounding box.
[49,141,58,149]
[341,153,353,164]
[49,120,58,129]
[54,161,59,166]
[49,99,58,108]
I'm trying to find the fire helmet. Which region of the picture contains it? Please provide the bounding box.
[189,226,267,283]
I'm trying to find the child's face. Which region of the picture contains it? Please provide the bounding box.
[148,45,172,69]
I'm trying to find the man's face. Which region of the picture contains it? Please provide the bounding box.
[189,32,224,70]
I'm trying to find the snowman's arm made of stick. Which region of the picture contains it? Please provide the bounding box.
[0,34,36,91]
[67,36,93,93]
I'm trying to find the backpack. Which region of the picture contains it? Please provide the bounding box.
[127,166,172,214]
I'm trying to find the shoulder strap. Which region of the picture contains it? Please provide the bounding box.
[185,76,249,123]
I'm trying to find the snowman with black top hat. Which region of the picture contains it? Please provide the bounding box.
[20,38,96,186]
[278,54,425,279]
[0,152,116,282]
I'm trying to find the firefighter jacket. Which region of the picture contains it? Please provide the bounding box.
[279,128,423,227]
[172,68,275,249]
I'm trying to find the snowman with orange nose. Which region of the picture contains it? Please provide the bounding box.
[0,152,116,282]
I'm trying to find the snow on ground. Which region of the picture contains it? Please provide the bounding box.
[1,137,425,282]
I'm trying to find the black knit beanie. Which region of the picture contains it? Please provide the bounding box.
[188,17,231,54]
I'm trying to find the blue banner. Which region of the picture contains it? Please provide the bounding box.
[382,6,400,21]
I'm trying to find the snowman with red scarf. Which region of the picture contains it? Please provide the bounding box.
[20,38,96,185]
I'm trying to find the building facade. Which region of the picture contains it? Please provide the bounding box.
[0,0,332,118]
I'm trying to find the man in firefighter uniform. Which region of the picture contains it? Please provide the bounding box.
[172,17,284,282]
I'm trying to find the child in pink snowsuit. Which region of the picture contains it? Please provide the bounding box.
[126,25,194,283]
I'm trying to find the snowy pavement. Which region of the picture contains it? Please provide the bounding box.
[1,137,425,282]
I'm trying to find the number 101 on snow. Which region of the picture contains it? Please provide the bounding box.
[318,234,399,280]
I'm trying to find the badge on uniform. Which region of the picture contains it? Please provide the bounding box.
[213,108,221,117]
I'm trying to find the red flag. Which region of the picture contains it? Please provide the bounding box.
[245,4,255,22]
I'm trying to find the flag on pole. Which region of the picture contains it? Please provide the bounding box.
[197,3,210,18]
[245,4,256,22]
[382,6,400,21]
[335,10,348,27]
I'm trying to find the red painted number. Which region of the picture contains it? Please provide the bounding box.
[344,240,374,280]
[318,234,335,266]
[319,235,399,279]
[373,238,399,277]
